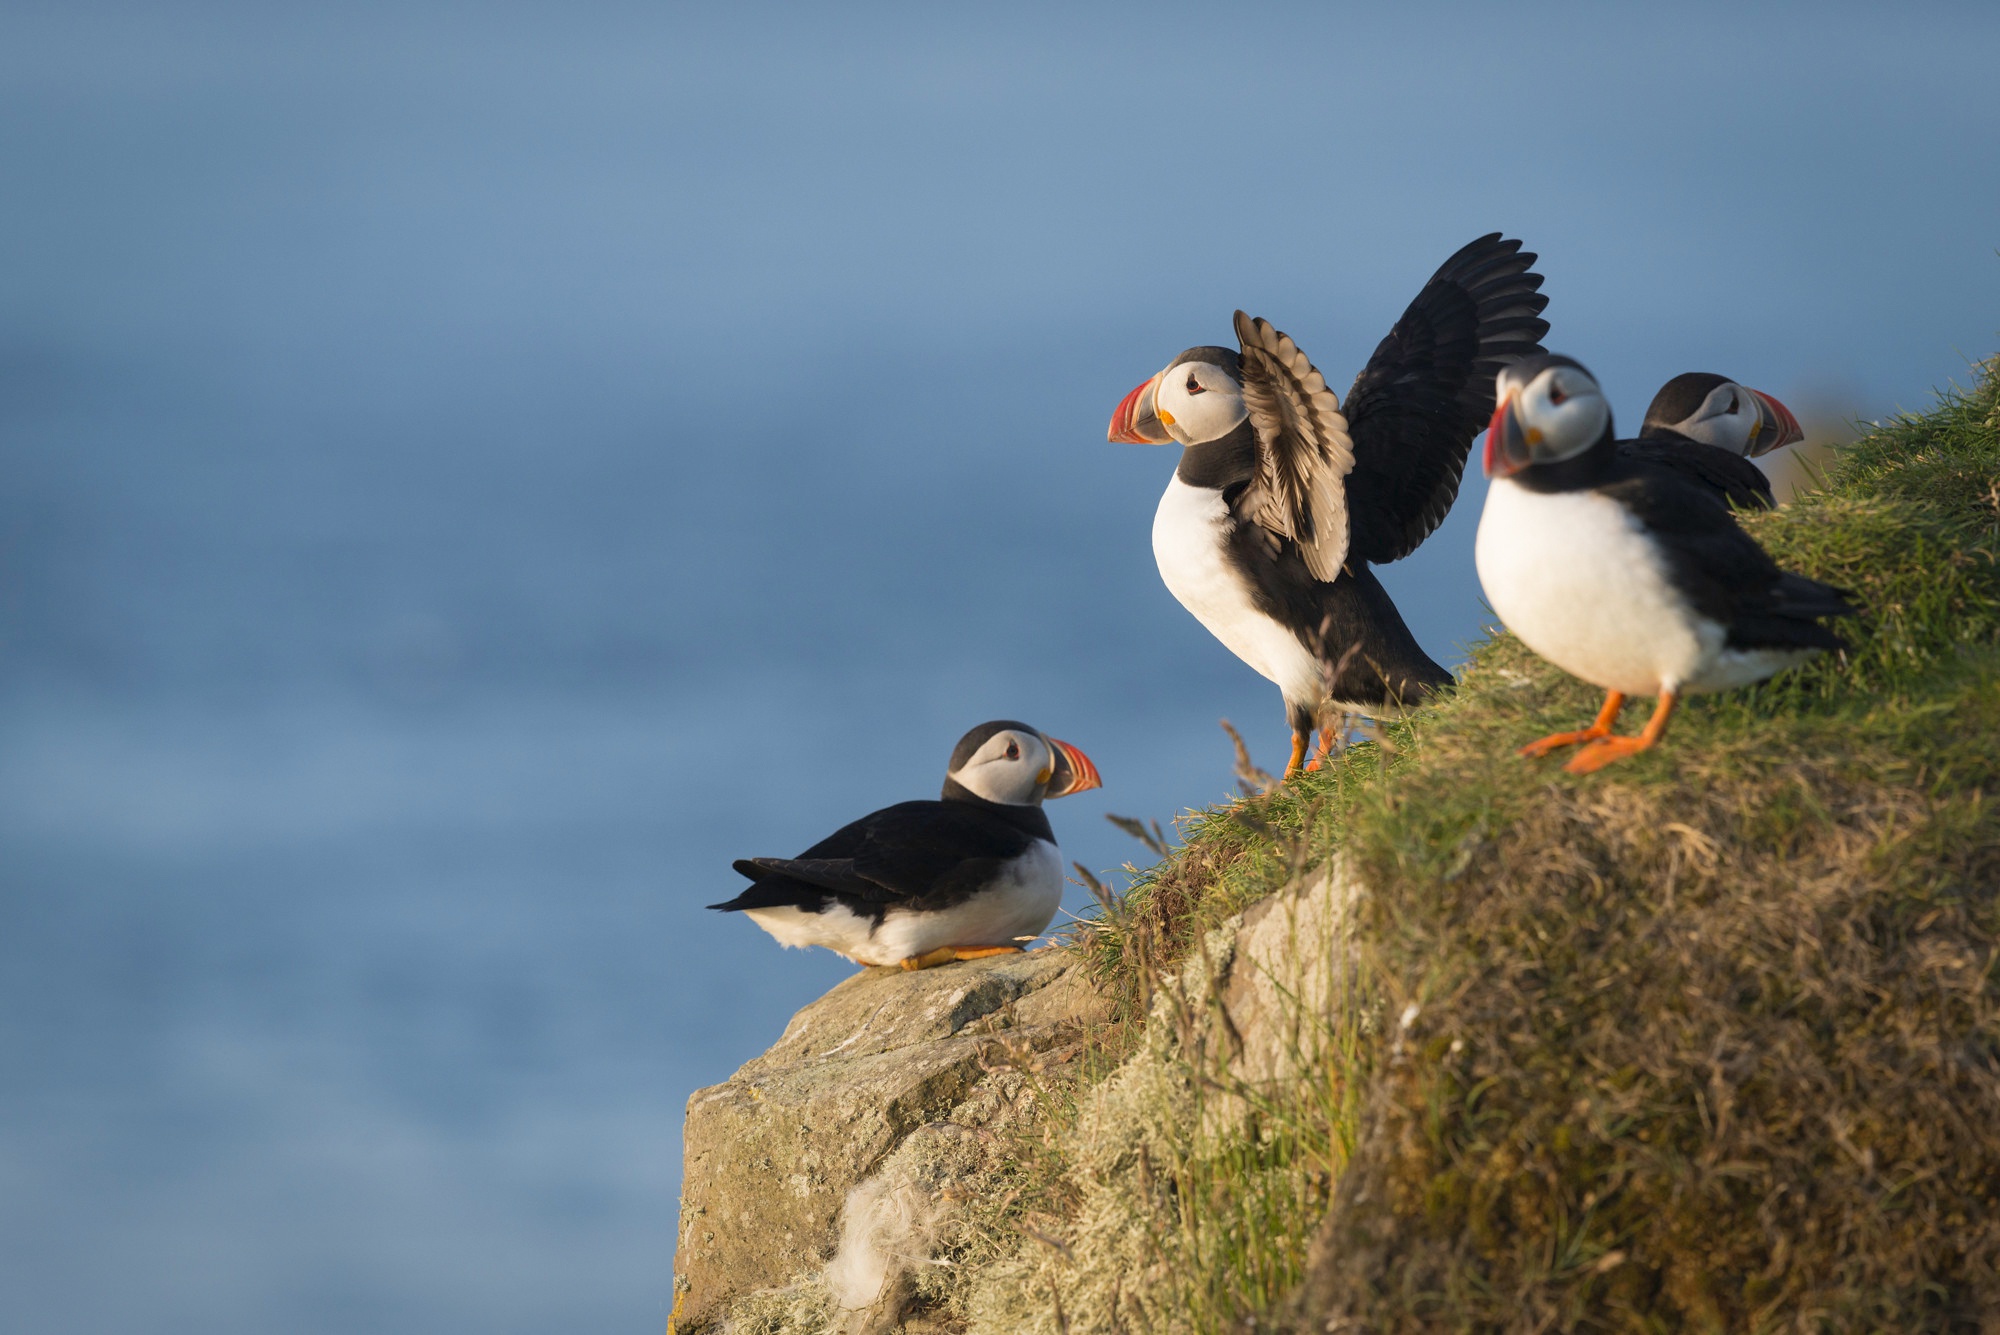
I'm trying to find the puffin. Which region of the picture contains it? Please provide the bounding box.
[1475,354,1855,773]
[1622,372,1806,510]
[1108,233,1550,776]
[709,721,1102,971]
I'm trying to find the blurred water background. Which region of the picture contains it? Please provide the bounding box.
[2,3,1997,1331]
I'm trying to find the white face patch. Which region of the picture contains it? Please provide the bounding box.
[1154,360,1249,446]
[1674,381,1756,454]
[1517,364,1612,463]
[949,730,1052,805]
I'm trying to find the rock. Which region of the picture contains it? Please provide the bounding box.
[670,948,1110,1334]
[1209,861,1353,1130]
[961,862,1357,1335]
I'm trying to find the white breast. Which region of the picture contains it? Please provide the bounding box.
[1153,476,1325,708]
[865,839,1064,965]
[744,840,1065,968]
[1474,479,1718,697]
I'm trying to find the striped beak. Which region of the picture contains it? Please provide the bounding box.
[1484,391,1532,478]
[1108,372,1170,444]
[1043,737,1102,798]
[1745,388,1804,458]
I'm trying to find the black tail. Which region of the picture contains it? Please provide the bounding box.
[1728,572,1860,652]
[1312,566,1455,714]
[707,861,828,913]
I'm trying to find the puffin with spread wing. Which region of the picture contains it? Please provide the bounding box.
[709,721,1101,971]
[1108,233,1550,776]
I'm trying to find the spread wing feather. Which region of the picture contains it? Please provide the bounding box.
[1341,233,1550,564]
[1233,310,1356,582]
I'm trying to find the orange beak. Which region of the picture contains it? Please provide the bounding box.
[1108,372,1171,444]
[1043,737,1102,797]
[1484,391,1532,478]
[1746,388,1804,457]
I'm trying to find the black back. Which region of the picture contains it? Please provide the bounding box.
[1630,372,1773,508]
[1597,459,1850,650]
[1515,436,1855,652]
[1619,435,1774,511]
[709,795,1054,922]
[1341,233,1551,563]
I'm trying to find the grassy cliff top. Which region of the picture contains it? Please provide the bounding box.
[1060,355,2000,1331]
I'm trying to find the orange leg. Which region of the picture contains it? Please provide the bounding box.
[899,944,1025,972]
[1566,692,1677,774]
[1304,722,1340,772]
[1519,691,1626,759]
[1283,729,1310,780]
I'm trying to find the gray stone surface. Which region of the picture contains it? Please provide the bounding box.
[670,948,1109,1333]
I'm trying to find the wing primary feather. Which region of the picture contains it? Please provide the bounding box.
[1338,233,1553,564]
[1233,310,1356,581]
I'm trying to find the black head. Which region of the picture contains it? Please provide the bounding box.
[1484,354,1614,478]
[944,720,1102,807]
[1108,344,1249,447]
[1641,372,1803,458]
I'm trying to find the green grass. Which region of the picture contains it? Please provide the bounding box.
[994,357,2000,1332]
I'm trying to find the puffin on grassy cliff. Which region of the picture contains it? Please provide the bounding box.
[709,721,1101,971]
[1621,371,1805,510]
[1475,355,1855,773]
[1108,233,1549,777]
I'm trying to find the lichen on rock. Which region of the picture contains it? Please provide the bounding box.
[670,949,1110,1333]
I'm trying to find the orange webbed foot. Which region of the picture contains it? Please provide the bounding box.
[898,944,1026,971]
[900,947,958,971]
[1518,727,1610,759]
[1518,691,1626,760]
[1282,729,1309,781]
[1561,691,1676,775]
[1563,734,1655,773]
[1304,722,1340,772]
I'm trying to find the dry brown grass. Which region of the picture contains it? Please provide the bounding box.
[1300,672,2000,1330]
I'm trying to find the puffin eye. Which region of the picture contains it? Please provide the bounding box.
[1726,392,1740,414]
[1548,386,1567,406]
[1005,741,1020,761]
[1185,373,1205,395]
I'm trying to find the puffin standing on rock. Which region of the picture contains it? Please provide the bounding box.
[1476,355,1855,773]
[1109,233,1550,778]
[1623,372,1806,510]
[709,722,1101,970]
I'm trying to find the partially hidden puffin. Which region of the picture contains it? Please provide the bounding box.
[1622,372,1805,510]
[1476,355,1855,773]
[1108,233,1550,776]
[709,721,1101,970]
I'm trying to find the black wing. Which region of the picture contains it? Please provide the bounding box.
[1342,234,1550,564]
[1619,437,1774,511]
[711,800,1043,912]
[1599,462,1855,652]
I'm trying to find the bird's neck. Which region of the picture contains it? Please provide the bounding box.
[1175,421,1257,489]
[1512,429,1619,493]
[940,781,1056,840]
